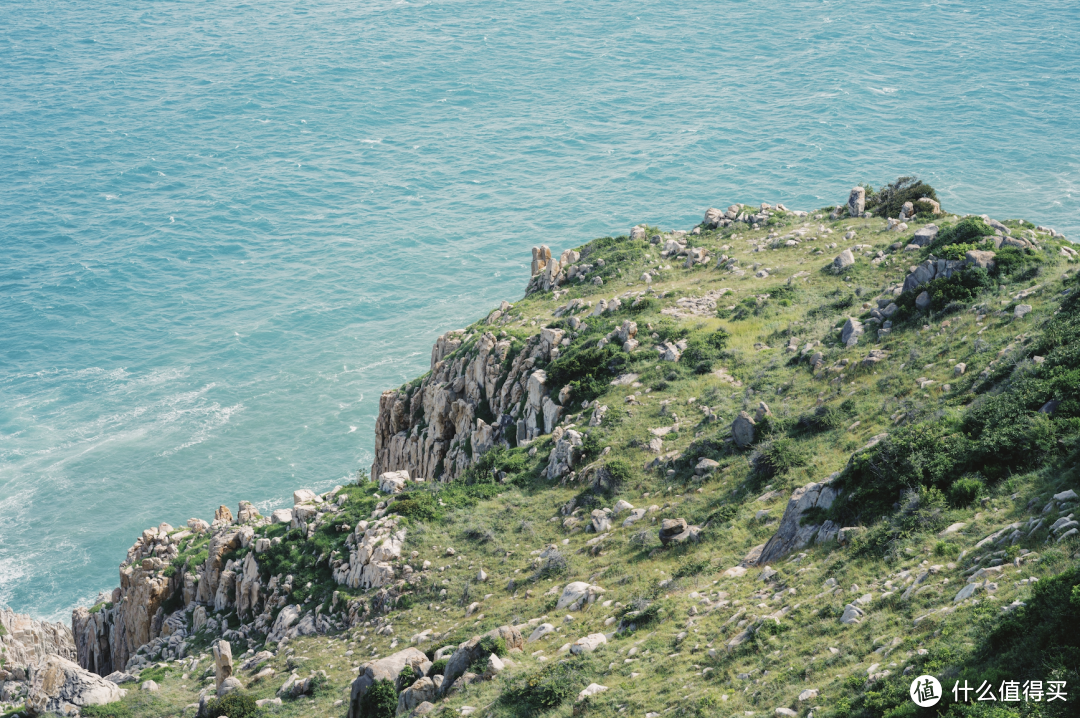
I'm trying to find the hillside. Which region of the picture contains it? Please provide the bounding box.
[4,179,1080,718]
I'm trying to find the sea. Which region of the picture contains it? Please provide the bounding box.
[1,0,1078,623]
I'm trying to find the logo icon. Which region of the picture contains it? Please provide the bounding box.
[911,675,942,707]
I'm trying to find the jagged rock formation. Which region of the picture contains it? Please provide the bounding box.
[24,654,124,716]
[371,326,564,482]
[73,485,383,677]
[0,608,77,714]
[331,517,406,590]
[0,607,76,669]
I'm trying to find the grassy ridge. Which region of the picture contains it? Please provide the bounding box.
[80,191,1080,718]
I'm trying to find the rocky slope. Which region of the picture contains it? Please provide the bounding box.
[6,177,1080,718]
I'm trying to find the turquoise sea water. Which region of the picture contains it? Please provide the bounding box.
[1,0,1078,622]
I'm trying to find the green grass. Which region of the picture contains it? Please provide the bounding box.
[83,190,1080,718]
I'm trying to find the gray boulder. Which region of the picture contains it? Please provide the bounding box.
[732,411,757,448]
[847,187,865,217]
[658,518,701,546]
[832,249,855,273]
[347,647,429,718]
[915,291,932,310]
[24,655,124,716]
[756,475,841,565]
[842,318,864,348]
[441,626,524,695]
[965,250,996,270]
[911,225,938,247]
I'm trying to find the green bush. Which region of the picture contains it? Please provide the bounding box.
[545,344,627,404]
[929,216,994,252]
[595,459,632,495]
[478,634,508,657]
[896,267,992,315]
[673,557,710,579]
[992,245,1041,279]
[429,658,448,675]
[359,679,398,718]
[502,659,591,712]
[204,691,263,718]
[865,176,939,218]
[948,476,984,507]
[392,492,439,522]
[755,437,809,478]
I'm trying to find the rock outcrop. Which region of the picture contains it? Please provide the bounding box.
[756,475,841,565]
[441,625,523,695]
[0,607,76,669]
[332,517,406,591]
[73,491,363,676]
[346,647,429,718]
[24,654,123,716]
[372,327,565,483]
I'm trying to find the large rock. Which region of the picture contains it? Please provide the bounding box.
[847,187,865,217]
[545,429,583,480]
[570,634,607,655]
[915,291,932,311]
[24,655,123,715]
[658,518,701,546]
[267,605,301,644]
[213,640,233,690]
[556,582,605,611]
[441,626,524,695]
[840,604,865,625]
[911,225,938,247]
[332,517,406,591]
[378,470,410,494]
[0,608,76,670]
[398,676,442,714]
[832,249,855,273]
[841,318,863,348]
[965,250,996,270]
[756,475,841,565]
[732,412,757,448]
[346,647,429,718]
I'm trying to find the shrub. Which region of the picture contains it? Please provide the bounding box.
[478,634,508,658]
[673,558,710,579]
[948,476,984,507]
[392,492,439,522]
[595,459,632,495]
[865,176,939,218]
[755,438,809,478]
[929,216,994,252]
[359,679,398,718]
[896,267,992,315]
[502,658,591,712]
[429,658,448,675]
[992,245,1040,279]
[204,692,263,718]
[545,344,627,404]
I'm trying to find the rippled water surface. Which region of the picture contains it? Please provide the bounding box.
[2,0,1078,620]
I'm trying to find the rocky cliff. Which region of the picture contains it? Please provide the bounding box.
[0,608,77,714]
[371,321,567,483]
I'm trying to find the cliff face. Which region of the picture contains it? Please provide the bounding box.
[71,492,405,677]
[371,325,566,482]
[0,607,76,671]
